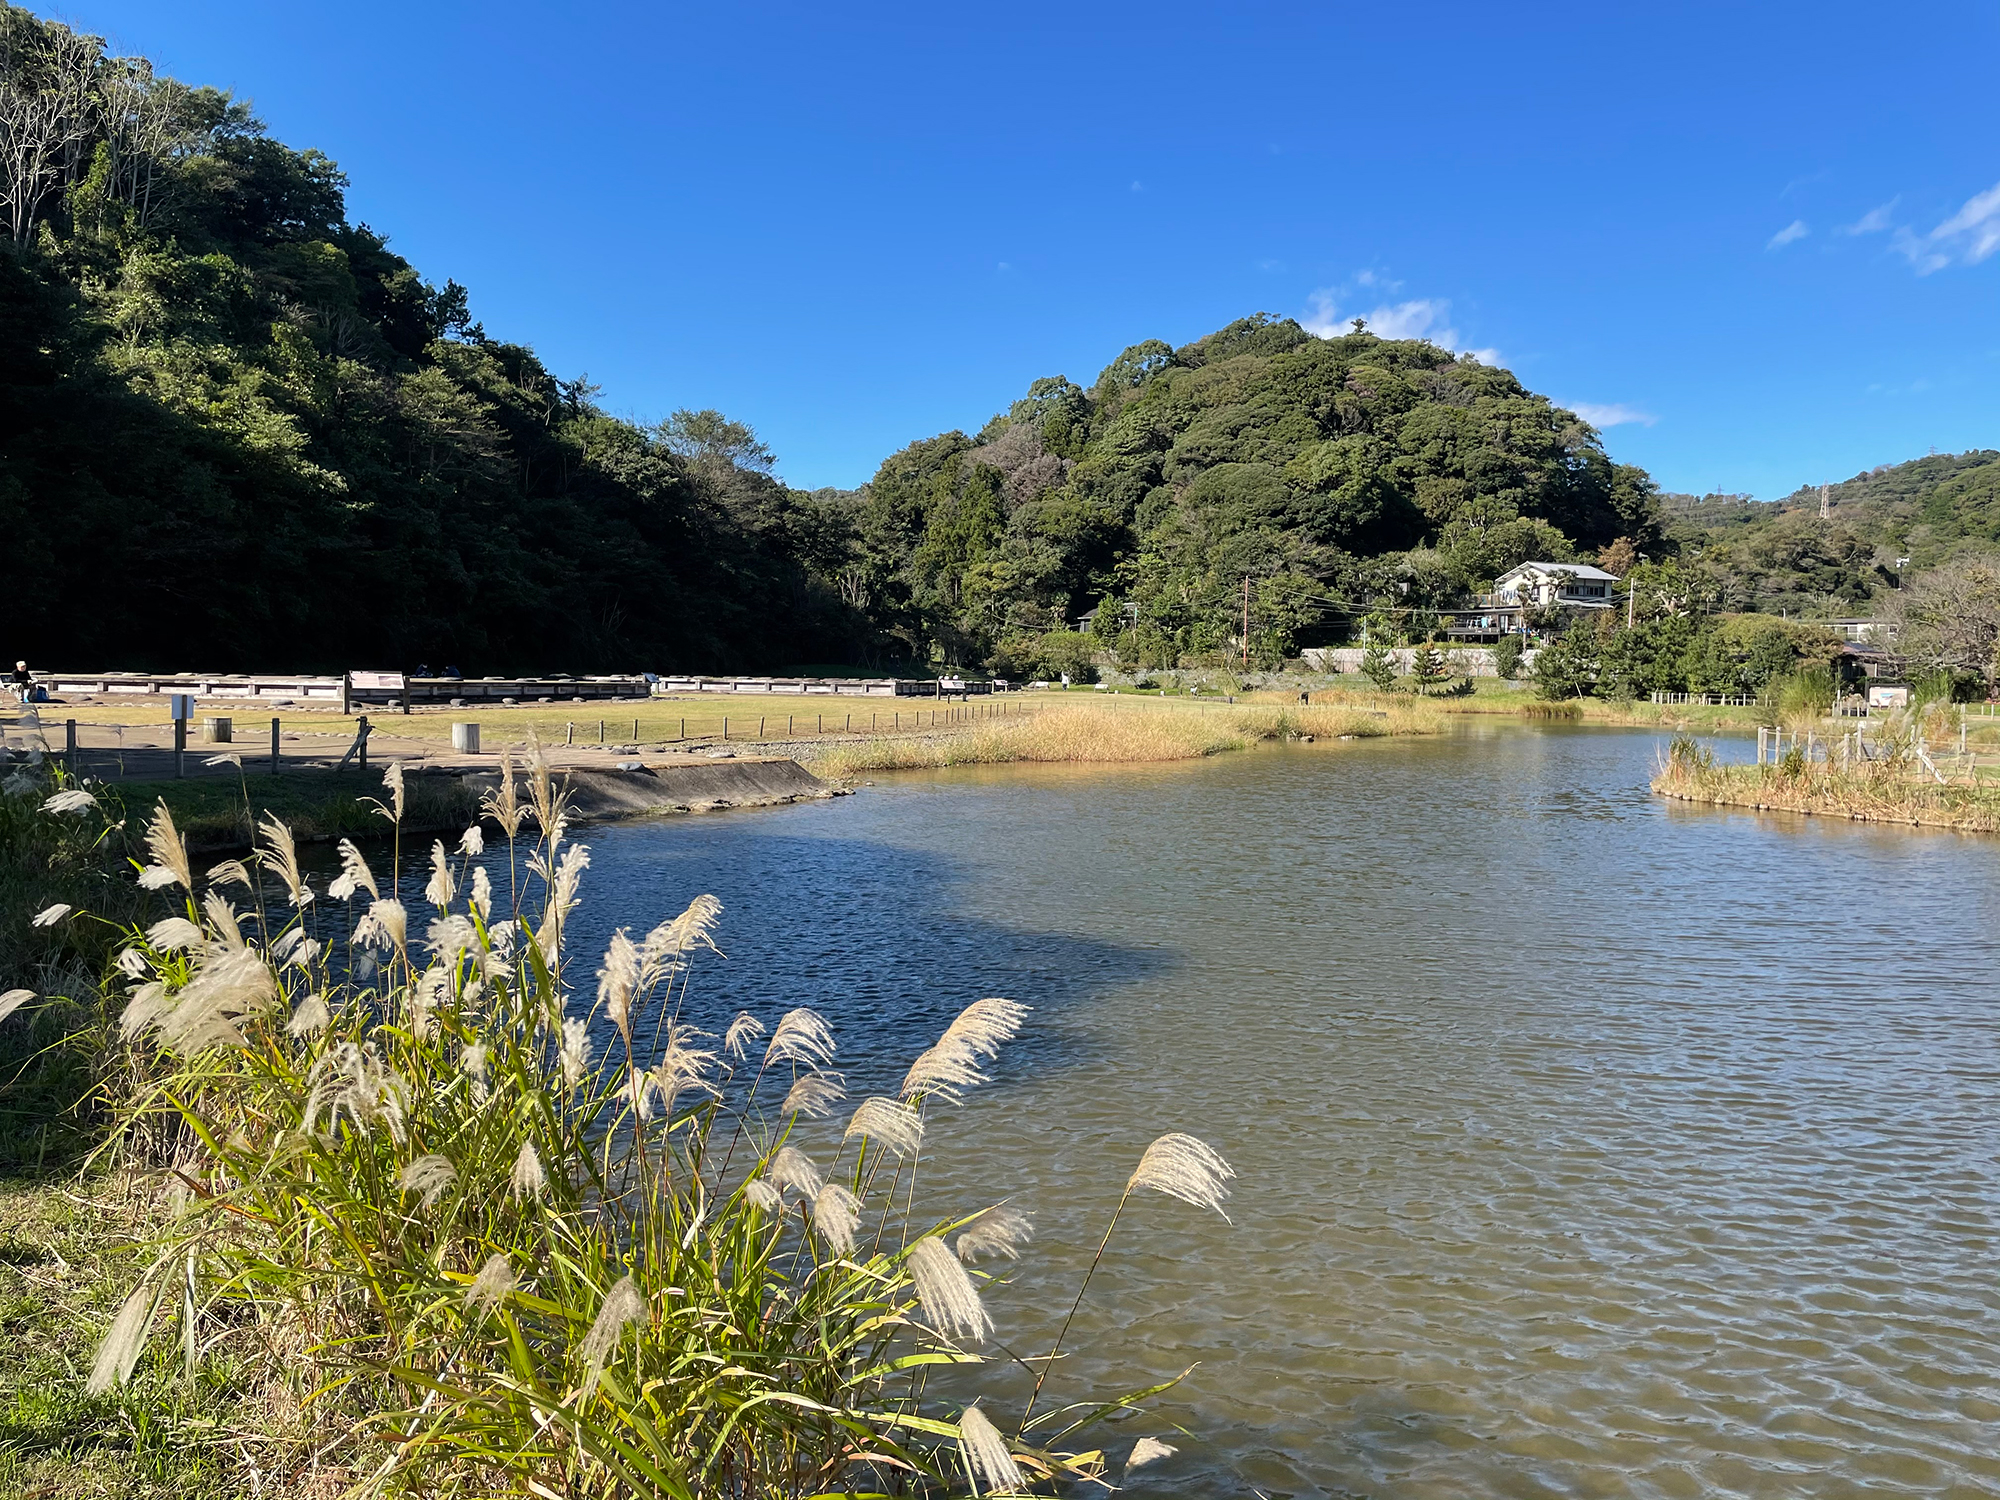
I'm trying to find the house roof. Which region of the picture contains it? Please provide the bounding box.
[1496,561,1620,583]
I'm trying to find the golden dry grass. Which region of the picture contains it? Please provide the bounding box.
[804,695,1443,776]
[1652,753,2000,833]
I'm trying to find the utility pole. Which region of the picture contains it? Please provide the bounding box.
[1241,575,1251,669]
[1818,484,1831,520]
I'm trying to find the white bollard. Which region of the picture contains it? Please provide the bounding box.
[451,722,481,753]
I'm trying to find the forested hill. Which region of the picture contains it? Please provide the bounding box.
[853,317,1661,671]
[1777,451,2000,567]
[1650,452,2000,619]
[1,4,1662,676]
[0,5,859,673]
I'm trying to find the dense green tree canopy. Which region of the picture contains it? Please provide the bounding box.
[0,6,864,672]
[855,314,1663,670]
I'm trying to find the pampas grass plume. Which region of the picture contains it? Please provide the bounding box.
[844,1096,924,1157]
[955,1205,1034,1264]
[465,1253,514,1319]
[765,1007,836,1069]
[907,1236,991,1340]
[31,902,71,927]
[579,1276,645,1392]
[957,1403,1023,1495]
[781,1071,846,1119]
[1128,1132,1235,1220]
[812,1183,861,1255]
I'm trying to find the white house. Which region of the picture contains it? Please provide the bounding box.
[1492,561,1619,610]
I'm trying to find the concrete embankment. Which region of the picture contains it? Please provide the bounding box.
[555,757,839,818]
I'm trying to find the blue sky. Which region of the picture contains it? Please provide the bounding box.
[48,0,2000,498]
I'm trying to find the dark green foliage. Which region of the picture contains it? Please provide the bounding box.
[1409,640,1449,695]
[1360,639,1397,691]
[0,7,867,673]
[860,316,1662,669]
[1532,625,1599,700]
[1493,632,1524,679]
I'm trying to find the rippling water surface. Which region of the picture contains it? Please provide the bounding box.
[565,725,2000,1498]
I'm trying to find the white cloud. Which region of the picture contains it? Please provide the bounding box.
[1567,402,1657,429]
[1837,198,1898,236]
[1304,288,1498,364]
[1766,219,1810,250]
[1894,180,2000,273]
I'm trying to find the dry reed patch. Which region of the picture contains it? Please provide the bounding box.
[1652,756,2000,833]
[805,697,1442,776]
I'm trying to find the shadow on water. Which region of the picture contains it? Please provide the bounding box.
[564,823,1174,1096]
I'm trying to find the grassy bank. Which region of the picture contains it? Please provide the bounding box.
[802,696,1444,776]
[1650,738,2000,833]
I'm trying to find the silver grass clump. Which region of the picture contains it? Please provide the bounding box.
[398,1154,457,1210]
[201,890,245,950]
[767,1145,823,1200]
[328,838,379,902]
[86,1278,160,1395]
[458,823,485,856]
[510,1140,545,1200]
[285,991,330,1038]
[900,1045,988,1106]
[1127,1132,1235,1220]
[460,1041,489,1080]
[256,814,312,907]
[639,893,723,985]
[469,865,493,922]
[957,1403,1023,1495]
[206,858,253,891]
[579,1275,645,1394]
[1126,1437,1177,1472]
[812,1183,861,1255]
[138,801,192,891]
[465,1253,514,1320]
[596,929,641,1038]
[723,1010,765,1060]
[115,947,147,978]
[781,1071,846,1119]
[144,916,204,952]
[306,1041,411,1143]
[744,1180,781,1214]
[907,1236,992,1341]
[559,1018,591,1088]
[955,1205,1034,1264]
[41,786,96,814]
[138,948,279,1053]
[765,1007,836,1070]
[845,1096,924,1158]
[0,989,34,1026]
[31,902,72,928]
[425,840,455,908]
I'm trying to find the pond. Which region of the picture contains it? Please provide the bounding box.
[558,724,2000,1499]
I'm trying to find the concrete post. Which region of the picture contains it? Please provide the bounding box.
[451,722,480,754]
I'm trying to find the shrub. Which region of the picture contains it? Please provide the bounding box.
[1360,641,1398,691]
[1493,633,1524,680]
[1035,630,1099,683]
[1532,628,1598,700]
[1408,640,1449,695]
[82,755,1233,1495]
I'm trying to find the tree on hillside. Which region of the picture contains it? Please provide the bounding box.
[1890,557,2000,694]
